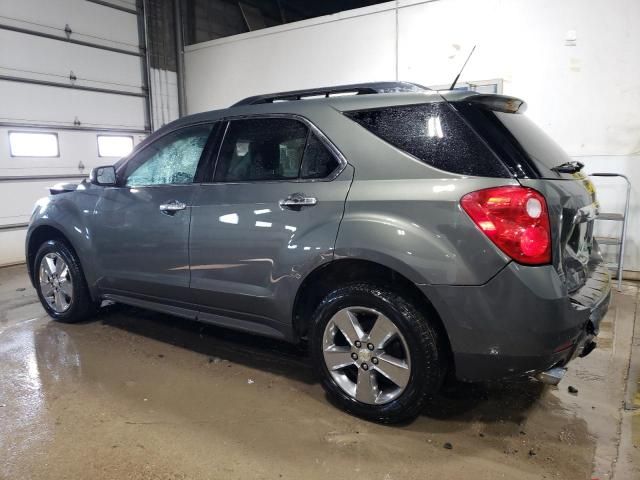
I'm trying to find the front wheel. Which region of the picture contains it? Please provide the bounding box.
[34,239,96,323]
[310,283,446,423]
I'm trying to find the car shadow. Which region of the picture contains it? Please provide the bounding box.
[96,303,315,385]
[95,303,546,425]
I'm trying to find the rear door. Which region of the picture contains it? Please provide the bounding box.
[188,116,353,336]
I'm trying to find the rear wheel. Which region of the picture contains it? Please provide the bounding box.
[310,283,445,423]
[34,240,95,323]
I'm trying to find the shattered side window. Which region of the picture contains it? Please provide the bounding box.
[124,124,213,186]
[345,102,510,178]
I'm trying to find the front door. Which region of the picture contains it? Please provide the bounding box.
[189,117,353,336]
[92,123,214,303]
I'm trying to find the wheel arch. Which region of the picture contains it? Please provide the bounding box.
[292,258,454,371]
[26,224,96,300]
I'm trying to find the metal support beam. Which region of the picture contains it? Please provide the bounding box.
[0,23,142,57]
[0,75,146,98]
[0,122,149,134]
[174,0,187,117]
[138,0,154,131]
[85,0,138,15]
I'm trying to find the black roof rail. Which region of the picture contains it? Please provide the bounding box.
[231,81,429,107]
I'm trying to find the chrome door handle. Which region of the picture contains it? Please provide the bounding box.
[159,200,187,214]
[279,193,317,209]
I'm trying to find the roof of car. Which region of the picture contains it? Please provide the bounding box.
[153,83,497,139]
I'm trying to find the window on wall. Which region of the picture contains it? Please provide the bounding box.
[9,131,59,157]
[97,135,134,158]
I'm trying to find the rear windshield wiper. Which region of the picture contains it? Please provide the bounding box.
[551,161,584,174]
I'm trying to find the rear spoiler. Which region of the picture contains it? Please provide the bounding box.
[465,94,527,114]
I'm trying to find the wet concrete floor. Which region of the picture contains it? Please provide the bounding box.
[1,264,638,480]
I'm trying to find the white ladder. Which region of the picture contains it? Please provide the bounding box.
[591,173,631,290]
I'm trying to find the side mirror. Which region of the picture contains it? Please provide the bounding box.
[89,165,117,186]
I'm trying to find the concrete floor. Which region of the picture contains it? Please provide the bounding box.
[1,264,638,480]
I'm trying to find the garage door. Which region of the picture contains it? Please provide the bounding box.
[0,0,152,266]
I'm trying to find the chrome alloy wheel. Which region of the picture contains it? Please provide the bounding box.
[39,253,73,313]
[322,306,411,405]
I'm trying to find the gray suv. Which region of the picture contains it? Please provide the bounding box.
[26,82,611,423]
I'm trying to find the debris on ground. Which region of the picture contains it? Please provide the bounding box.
[248,379,255,384]
[568,386,579,395]
[443,442,453,450]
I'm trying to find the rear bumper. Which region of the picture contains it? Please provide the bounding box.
[422,262,611,382]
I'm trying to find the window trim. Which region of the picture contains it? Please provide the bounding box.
[8,130,60,158]
[115,122,217,188]
[207,113,347,185]
[96,134,134,158]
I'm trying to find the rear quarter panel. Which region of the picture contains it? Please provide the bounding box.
[335,177,517,286]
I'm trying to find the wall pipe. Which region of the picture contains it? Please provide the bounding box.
[173,0,187,117]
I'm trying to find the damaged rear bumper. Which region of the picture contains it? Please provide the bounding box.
[421,262,611,382]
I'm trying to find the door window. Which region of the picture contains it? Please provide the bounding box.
[123,124,213,187]
[300,133,340,179]
[214,118,308,182]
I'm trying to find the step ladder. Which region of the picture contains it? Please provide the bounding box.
[591,173,631,290]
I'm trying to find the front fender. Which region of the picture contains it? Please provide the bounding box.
[27,185,101,295]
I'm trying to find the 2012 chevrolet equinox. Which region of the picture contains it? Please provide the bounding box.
[27,82,611,423]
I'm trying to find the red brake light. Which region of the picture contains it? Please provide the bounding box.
[461,186,551,265]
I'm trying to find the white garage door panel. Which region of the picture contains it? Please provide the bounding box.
[0,230,28,266]
[0,180,67,225]
[0,0,146,267]
[0,127,145,176]
[0,30,142,93]
[0,0,139,52]
[0,81,146,129]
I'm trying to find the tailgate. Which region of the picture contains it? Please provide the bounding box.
[519,176,603,293]
[452,99,608,294]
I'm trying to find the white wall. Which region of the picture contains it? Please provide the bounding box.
[184,0,640,272]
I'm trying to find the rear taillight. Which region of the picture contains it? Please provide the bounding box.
[460,186,551,265]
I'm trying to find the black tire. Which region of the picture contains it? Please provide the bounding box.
[34,239,96,323]
[310,283,446,423]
